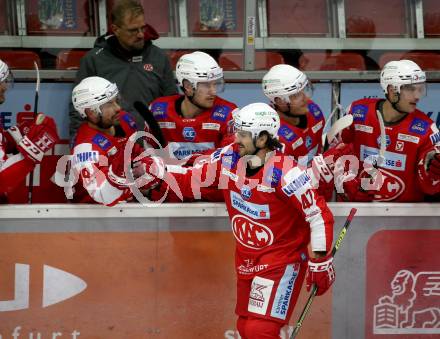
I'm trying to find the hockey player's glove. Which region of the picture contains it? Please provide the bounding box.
[132,155,165,190]
[426,151,440,181]
[5,117,39,153]
[306,254,335,296]
[17,114,59,163]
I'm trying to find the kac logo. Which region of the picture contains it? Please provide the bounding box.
[182,127,196,141]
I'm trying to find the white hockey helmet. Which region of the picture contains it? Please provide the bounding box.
[233,102,280,139]
[380,59,426,94]
[72,76,119,118]
[262,64,309,103]
[175,51,223,89]
[0,59,13,87]
[0,59,10,83]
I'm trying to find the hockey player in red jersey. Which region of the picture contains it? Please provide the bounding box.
[69,76,160,205]
[136,103,335,338]
[338,59,440,201]
[262,64,325,167]
[0,59,59,201]
[149,51,237,162]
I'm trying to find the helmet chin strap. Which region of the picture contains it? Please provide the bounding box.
[387,92,409,114]
[186,85,208,111]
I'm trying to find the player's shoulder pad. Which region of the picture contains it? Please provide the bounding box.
[281,166,313,198]
[407,111,434,137]
[71,142,100,169]
[307,100,324,120]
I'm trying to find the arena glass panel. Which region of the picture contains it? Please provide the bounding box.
[187,0,244,36]
[25,0,94,36]
[345,0,408,37]
[266,0,330,36]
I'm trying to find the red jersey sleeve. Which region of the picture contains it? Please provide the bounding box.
[278,165,334,253]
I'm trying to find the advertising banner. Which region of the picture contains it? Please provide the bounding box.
[366,230,440,338]
[0,230,330,339]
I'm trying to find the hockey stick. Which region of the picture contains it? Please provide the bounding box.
[133,101,165,147]
[290,207,358,339]
[27,61,40,203]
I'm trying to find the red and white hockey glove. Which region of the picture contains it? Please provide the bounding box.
[4,119,35,153]
[426,151,440,181]
[132,155,165,190]
[17,114,59,163]
[306,254,335,296]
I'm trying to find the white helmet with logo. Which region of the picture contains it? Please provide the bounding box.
[380,59,426,94]
[72,76,119,118]
[233,102,280,139]
[262,64,308,103]
[0,59,10,83]
[175,51,223,88]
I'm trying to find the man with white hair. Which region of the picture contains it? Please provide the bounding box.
[0,59,59,201]
[338,59,440,201]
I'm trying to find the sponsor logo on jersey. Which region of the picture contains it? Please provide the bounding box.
[221,150,239,169]
[169,141,214,159]
[256,184,276,193]
[150,102,168,119]
[308,103,323,119]
[360,145,407,171]
[248,276,274,315]
[121,113,137,130]
[376,135,391,149]
[395,141,404,152]
[311,120,323,134]
[92,134,111,151]
[240,185,252,200]
[182,126,196,141]
[430,132,440,145]
[158,121,176,129]
[398,133,420,144]
[354,124,373,133]
[352,105,368,122]
[211,105,231,122]
[278,125,296,142]
[231,214,273,249]
[291,137,303,150]
[409,118,429,135]
[264,167,282,187]
[305,136,313,149]
[271,264,300,320]
[72,151,99,166]
[282,171,311,197]
[202,122,221,130]
[230,191,270,220]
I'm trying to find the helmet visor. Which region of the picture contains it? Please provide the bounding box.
[197,78,225,94]
[400,83,427,98]
[288,81,314,102]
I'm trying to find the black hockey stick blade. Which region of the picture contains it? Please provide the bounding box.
[133,101,165,147]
